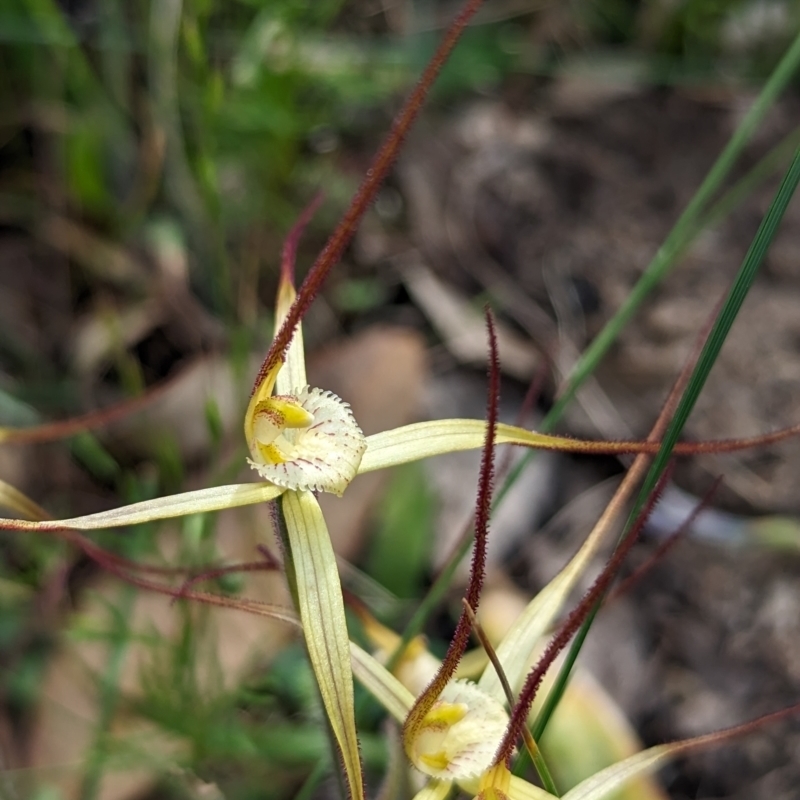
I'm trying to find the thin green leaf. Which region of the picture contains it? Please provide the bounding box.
[496,30,800,514]
[535,146,800,740]
[542,31,800,432]
[634,144,800,511]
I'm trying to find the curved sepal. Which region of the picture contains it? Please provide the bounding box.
[282,490,365,800]
[0,483,285,532]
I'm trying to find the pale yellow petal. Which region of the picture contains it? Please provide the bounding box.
[274,275,307,395]
[507,775,557,800]
[349,641,416,723]
[360,420,591,474]
[0,483,285,532]
[282,490,364,800]
[458,774,554,800]
[561,744,675,800]
[0,478,50,521]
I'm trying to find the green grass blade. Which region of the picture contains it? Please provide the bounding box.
[398,32,800,698]
[495,29,800,510]
[404,34,800,740]
[630,145,800,512]
[532,145,800,742]
[544,31,800,428]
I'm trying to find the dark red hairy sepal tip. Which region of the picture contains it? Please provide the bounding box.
[253,0,487,394]
[608,476,722,604]
[403,304,500,733]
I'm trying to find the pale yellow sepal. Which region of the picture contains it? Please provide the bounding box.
[507,776,555,800]
[0,478,51,521]
[411,779,454,800]
[275,272,307,396]
[478,513,611,702]
[245,272,307,422]
[360,420,589,474]
[282,490,364,800]
[560,744,674,800]
[477,763,511,800]
[349,641,416,723]
[359,612,441,696]
[0,483,285,531]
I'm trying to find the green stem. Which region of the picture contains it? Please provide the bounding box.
[496,30,800,510]
[701,126,800,231]
[528,731,560,795]
[533,144,800,742]
[386,534,472,672]
[294,757,331,800]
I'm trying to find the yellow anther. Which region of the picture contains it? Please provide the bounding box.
[258,442,289,465]
[268,397,314,428]
[423,702,468,728]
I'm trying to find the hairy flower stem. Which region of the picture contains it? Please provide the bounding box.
[252,0,488,393]
[496,465,674,765]
[463,600,559,796]
[404,309,499,742]
[386,361,548,674]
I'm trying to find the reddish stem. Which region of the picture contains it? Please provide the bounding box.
[494,464,675,764]
[607,477,722,605]
[404,307,499,731]
[251,0,488,395]
[281,192,325,285]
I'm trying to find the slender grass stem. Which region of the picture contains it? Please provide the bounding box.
[533,145,800,741]
[496,30,800,510]
[79,585,136,800]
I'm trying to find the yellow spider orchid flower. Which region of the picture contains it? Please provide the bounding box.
[0,270,762,800]
[347,474,639,800]
[2,236,798,800]
[0,258,644,800]
[348,552,800,800]
[3,3,799,797]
